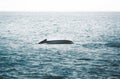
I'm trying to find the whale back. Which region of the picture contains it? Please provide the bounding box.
[38,39,73,44]
[46,40,73,44]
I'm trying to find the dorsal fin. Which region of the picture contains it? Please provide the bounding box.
[38,39,47,44]
[44,39,47,41]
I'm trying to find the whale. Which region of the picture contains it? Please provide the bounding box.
[38,39,73,44]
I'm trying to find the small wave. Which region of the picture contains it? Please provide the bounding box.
[77,58,93,61]
[82,42,120,48]
[105,42,120,48]
[42,75,64,79]
[82,42,105,49]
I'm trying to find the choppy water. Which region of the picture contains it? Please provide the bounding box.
[0,12,120,79]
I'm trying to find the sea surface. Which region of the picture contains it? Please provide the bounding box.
[0,12,120,79]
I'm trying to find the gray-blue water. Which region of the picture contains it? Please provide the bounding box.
[0,12,120,79]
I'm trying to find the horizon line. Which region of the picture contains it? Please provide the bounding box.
[0,11,120,13]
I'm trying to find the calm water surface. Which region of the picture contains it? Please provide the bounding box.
[0,12,120,79]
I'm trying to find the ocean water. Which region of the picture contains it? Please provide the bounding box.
[0,12,120,79]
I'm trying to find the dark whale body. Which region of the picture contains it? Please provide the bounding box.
[39,39,73,44]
